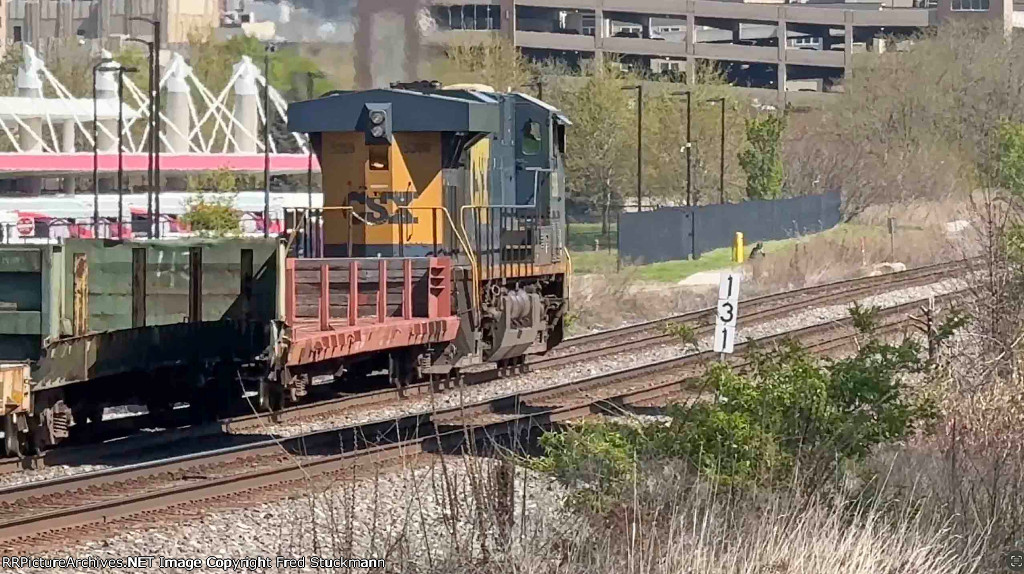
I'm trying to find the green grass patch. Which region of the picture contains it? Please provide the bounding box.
[570,232,804,283]
[569,226,897,284]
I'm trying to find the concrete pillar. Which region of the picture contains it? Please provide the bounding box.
[353,0,372,89]
[404,6,422,82]
[97,0,112,44]
[56,0,74,39]
[61,120,76,194]
[777,17,788,106]
[594,8,605,65]
[231,56,260,154]
[686,11,696,84]
[95,50,119,193]
[164,53,192,154]
[95,50,118,154]
[500,0,516,44]
[16,45,44,152]
[732,23,742,43]
[24,1,40,45]
[165,53,192,190]
[16,45,44,195]
[844,19,853,83]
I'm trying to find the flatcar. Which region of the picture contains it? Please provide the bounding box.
[0,84,572,454]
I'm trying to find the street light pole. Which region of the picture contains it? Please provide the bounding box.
[130,16,162,237]
[622,84,643,212]
[124,34,155,237]
[264,43,278,238]
[306,71,324,212]
[116,67,140,238]
[716,97,726,204]
[686,90,695,261]
[92,58,114,237]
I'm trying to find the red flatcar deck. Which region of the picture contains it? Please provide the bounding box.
[283,257,459,367]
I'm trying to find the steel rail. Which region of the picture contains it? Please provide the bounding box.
[0,258,971,475]
[0,290,961,549]
[225,257,971,430]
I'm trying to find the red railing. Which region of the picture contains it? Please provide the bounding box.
[284,257,453,330]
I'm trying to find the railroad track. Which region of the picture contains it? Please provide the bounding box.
[222,257,971,431]
[0,290,962,551]
[0,258,972,475]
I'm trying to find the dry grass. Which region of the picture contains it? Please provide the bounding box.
[277,451,982,574]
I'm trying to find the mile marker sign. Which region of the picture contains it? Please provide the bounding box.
[715,272,741,354]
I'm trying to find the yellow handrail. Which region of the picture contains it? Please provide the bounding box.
[397,206,480,312]
[283,206,383,255]
[562,246,573,314]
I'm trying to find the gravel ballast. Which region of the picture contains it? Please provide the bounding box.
[0,276,966,491]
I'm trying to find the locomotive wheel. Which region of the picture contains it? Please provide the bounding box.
[2,414,24,458]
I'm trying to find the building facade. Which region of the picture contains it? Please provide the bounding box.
[426,0,1022,99]
[6,0,221,47]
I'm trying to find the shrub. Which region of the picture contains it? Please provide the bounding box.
[739,114,785,200]
[180,192,240,237]
[537,307,964,499]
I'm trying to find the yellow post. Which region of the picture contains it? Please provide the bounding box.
[734,232,745,263]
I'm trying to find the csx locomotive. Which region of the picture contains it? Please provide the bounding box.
[270,82,572,407]
[0,83,571,454]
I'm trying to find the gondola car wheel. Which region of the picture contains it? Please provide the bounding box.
[3,414,23,458]
[258,379,283,412]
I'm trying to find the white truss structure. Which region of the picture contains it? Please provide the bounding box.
[0,44,311,157]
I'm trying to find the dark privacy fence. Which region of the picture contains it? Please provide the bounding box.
[619,191,842,264]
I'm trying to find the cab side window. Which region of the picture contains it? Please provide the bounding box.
[522,121,543,156]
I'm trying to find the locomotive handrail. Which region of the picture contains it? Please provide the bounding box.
[396,205,479,312]
[282,206,384,258]
[459,204,549,282]
[562,246,573,314]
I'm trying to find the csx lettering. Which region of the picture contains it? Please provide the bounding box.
[346,191,420,225]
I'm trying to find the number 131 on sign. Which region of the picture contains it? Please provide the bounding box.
[715,272,741,354]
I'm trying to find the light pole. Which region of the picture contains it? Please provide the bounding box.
[117,67,140,238]
[711,97,727,204]
[672,90,696,260]
[129,16,162,237]
[264,43,278,238]
[124,33,155,236]
[306,71,325,212]
[622,85,643,212]
[93,58,115,237]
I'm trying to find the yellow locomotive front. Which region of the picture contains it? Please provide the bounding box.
[288,84,570,373]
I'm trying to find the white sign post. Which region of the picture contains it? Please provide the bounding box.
[715,272,741,355]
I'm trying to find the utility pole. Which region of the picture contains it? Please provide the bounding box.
[622,84,643,212]
[92,57,115,237]
[129,16,162,237]
[673,90,698,260]
[124,33,155,236]
[306,71,324,212]
[116,67,139,238]
[716,97,726,204]
[264,43,278,238]
[686,90,695,261]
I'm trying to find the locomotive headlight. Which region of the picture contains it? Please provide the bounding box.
[369,110,386,125]
[370,124,386,138]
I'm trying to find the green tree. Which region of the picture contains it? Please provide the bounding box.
[547,61,638,232]
[181,168,242,237]
[738,114,785,200]
[435,38,537,92]
[998,121,1024,197]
